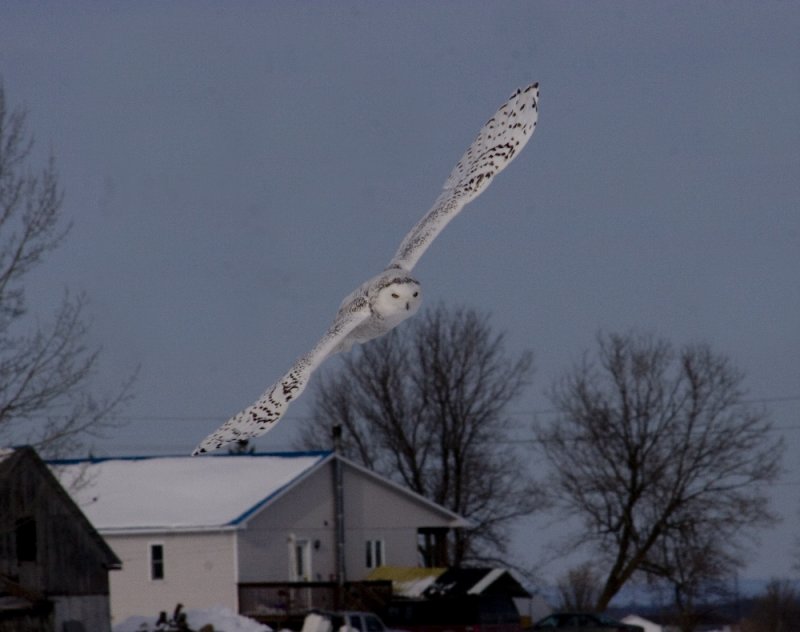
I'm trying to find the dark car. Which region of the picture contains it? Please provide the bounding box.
[304,610,407,632]
[531,612,644,632]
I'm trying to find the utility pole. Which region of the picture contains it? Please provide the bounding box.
[332,424,346,607]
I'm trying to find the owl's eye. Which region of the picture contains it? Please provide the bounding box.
[391,293,399,299]
[413,292,419,297]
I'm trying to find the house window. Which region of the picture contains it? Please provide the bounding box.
[289,538,311,581]
[15,517,37,562]
[150,543,165,580]
[365,539,384,569]
[295,541,306,579]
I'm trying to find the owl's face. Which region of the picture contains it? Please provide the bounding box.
[372,276,422,322]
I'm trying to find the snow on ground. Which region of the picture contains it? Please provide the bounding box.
[113,605,272,632]
[299,613,331,632]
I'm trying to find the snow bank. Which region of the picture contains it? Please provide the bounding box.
[300,613,332,632]
[113,605,272,632]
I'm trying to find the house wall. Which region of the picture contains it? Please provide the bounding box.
[104,531,237,624]
[340,463,438,578]
[237,460,457,583]
[237,460,337,583]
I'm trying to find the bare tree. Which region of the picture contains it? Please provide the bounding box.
[298,303,538,566]
[557,562,603,611]
[644,518,737,632]
[536,331,783,610]
[741,579,800,632]
[0,81,134,457]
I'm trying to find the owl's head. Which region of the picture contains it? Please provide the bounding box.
[372,275,422,321]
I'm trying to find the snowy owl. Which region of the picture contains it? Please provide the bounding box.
[192,82,539,455]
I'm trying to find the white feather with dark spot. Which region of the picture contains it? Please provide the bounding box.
[192,82,539,455]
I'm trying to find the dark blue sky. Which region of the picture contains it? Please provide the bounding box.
[1,2,798,583]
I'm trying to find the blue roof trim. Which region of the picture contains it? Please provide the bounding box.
[228,452,331,526]
[47,450,332,466]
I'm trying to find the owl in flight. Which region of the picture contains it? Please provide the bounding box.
[193,82,539,455]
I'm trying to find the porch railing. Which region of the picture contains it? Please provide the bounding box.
[238,580,393,625]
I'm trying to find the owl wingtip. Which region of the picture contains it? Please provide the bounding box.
[514,83,539,100]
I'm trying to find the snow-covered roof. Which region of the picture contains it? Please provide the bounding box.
[367,566,446,597]
[50,451,330,533]
[366,566,530,599]
[424,567,531,598]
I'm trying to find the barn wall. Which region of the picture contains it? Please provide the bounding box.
[0,613,51,632]
[0,450,114,595]
[0,449,118,632]
[53,595,113,632]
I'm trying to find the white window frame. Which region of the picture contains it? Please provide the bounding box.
[365,539,385,569]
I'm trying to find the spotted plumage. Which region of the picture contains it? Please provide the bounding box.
[192,82,539,455]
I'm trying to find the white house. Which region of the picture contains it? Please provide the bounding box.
[51,451,467,624]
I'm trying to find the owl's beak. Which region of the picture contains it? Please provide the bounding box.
[406,302,410,310]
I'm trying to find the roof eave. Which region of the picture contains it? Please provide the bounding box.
[98,524,239,537]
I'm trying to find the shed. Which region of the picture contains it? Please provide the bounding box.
[373,566,530,632]
[0,446,120,632]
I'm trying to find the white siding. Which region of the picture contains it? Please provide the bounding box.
[238,461,337,582]
[104,531,237,624]
[237,460,458,583]
[340,464,432,578]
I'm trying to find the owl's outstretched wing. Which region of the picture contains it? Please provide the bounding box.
[389,82,539,272]
[192,298,371,455]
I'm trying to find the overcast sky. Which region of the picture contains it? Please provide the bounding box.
[1,2,798,585]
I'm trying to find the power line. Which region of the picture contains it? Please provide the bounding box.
[20,393,800,424]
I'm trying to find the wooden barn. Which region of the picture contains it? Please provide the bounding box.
[0,446,120,632]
